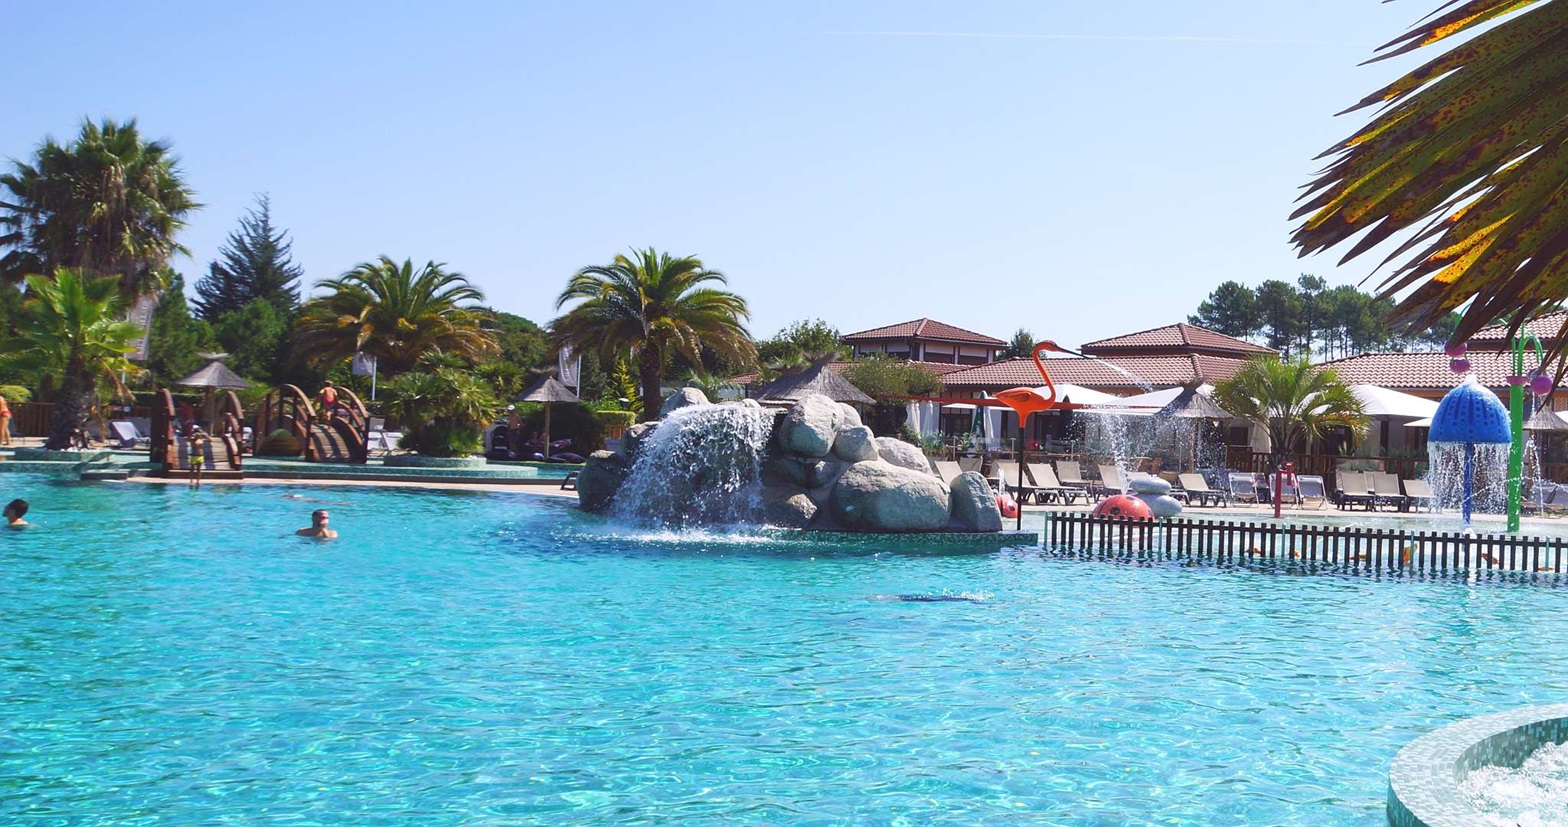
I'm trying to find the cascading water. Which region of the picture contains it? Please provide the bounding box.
[610,404,775,528]
[1426,376,1513,528]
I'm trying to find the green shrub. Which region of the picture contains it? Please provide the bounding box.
[0,385,32,404]
[520,402,604,454]
[597,410,636,431]
[259,428,301,456]
[399,421,484,458]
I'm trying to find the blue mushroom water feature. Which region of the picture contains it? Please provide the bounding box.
[1428,376,1512,527]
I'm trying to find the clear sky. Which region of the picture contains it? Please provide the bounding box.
[3,1,1426,348]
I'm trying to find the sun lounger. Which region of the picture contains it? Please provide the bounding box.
[109,420,151,449]
[1543,484,1568,516]
[1096,464,1127,498]
[993,460,1044,503]
[1225,471,1259,504]
[932,460,966,485]
[1026,462,1084,505]
[1296,475,1328,509]
[1335,470,1376,511]
[1177,473,1227,507]
[1268,473,1303,506]
[1055,460,1092,492]
[1371,472,1409,511]
[1402,478,1435,513]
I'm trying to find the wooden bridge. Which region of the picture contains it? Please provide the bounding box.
[253,384,370,463]
[150,389,246,479]
[1045,512,1568,575]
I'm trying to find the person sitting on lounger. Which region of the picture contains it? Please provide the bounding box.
[4,498,28,528]
[296,509,337,539]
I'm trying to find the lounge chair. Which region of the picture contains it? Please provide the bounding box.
[1402,478,1435,513]
[1543,484,1568,516]
[1296,475,1329,510]
[1177,473,1227,507]
[1096,464,1127,498]
[1371,472,1409,512]
[109,420,151,449]
[1225,471,1259,504]
[932,460,966,485]
[1335,471,1376,511]
[1055,460,1092,493]
[1026,462,1084,505]
[1266,473,1303,507]
[993,460,1044,503]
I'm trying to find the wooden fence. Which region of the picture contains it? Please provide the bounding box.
[1045,512,1568,575]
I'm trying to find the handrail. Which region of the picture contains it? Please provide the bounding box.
[251,383,368,463]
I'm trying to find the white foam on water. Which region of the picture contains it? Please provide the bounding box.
[610,404,775,529]
[1461,740,1568,827]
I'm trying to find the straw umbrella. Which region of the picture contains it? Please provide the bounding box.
[516,376,579,459]
[173,357,252,429]
[1154,383,1235,472]
[753,361,874,406]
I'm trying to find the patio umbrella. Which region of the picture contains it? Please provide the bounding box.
[173,357,252,429]
[516,376,579,459]
[1154,383,1235,471]
[1525,407,1568,432]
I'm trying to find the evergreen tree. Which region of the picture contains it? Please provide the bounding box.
[145,272,214,385]
[213,299,288,382]
[1001,328,1035,359]
[193,194,302,322]
[1188,281,1260,339]
[1254,280,1305,355]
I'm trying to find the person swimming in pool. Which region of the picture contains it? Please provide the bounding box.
[295,509,337,539]
[4,498,29,528]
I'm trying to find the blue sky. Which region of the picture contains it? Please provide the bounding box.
[3,1,1424,348]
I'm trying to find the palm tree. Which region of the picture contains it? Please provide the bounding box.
[0,118,198,296]
[0,269,140,449]
[293,257,498,376]
[1212,357,1369,467]
[1293,1,1568,348]
[552,248,756,420]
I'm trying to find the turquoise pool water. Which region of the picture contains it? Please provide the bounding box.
[2,474,1565,825]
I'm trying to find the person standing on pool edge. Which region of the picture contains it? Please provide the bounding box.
[0,392,11,447]
[296,509,337,539]
[188,427,208,489]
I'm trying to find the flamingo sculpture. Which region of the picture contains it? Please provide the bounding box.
[994,341,1085,529]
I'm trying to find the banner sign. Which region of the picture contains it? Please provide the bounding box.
[557,347,581,390]
[126,293,159,362]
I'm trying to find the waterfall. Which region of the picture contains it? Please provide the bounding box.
[611,404,776,528]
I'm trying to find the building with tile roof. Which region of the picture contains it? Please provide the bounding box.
[1080,323,1276,359]
[841,318,1006,366]
[941,354,1254,394]
[1469,310,1568,349]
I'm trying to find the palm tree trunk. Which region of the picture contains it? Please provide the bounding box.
[45,365,94,451]
[639,347,663,422]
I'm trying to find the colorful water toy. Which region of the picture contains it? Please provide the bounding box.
[1091,494,1153,520]
[994,341,1086,530]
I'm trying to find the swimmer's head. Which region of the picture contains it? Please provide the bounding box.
[312,509,330,527]
[4,498,28,521]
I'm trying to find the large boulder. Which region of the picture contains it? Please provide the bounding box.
[577,450,629,513]
[831,425,879,462]
[761,486,817,529]
[875,437,930,473]
[778,394,843,458]
[762,457,810,487]
[620,422,658,464]
[807,458,848,490]
[948,471,1003,532]
[830,461,950,532]
[660,387,710,418]
[839,404,863,428]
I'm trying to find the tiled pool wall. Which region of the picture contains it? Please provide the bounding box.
[1388,703,1568,826]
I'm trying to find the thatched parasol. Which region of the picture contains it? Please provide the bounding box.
[1525,407,1568,432]
[753,361,874,406]
[516,376,579,459]
[1155,384,1234,420]
[174,357,252,428]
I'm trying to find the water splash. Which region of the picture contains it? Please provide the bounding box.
[1461,740,1568,826]
[1426,442,1511,523]
[610,404,775,528]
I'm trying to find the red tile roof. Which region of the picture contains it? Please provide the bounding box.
[941,355,1252,391]
[1080,323,1276,357]
[1318,350,1524,392]
[841,318,1006,347]
[828,360,970,377]
[1471,311,1568,347]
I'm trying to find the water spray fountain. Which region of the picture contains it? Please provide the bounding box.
[1428,371,1511,529]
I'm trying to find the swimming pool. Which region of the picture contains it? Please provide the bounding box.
[2,474,1565,825]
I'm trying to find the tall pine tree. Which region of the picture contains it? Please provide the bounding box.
[193,194,303,321]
